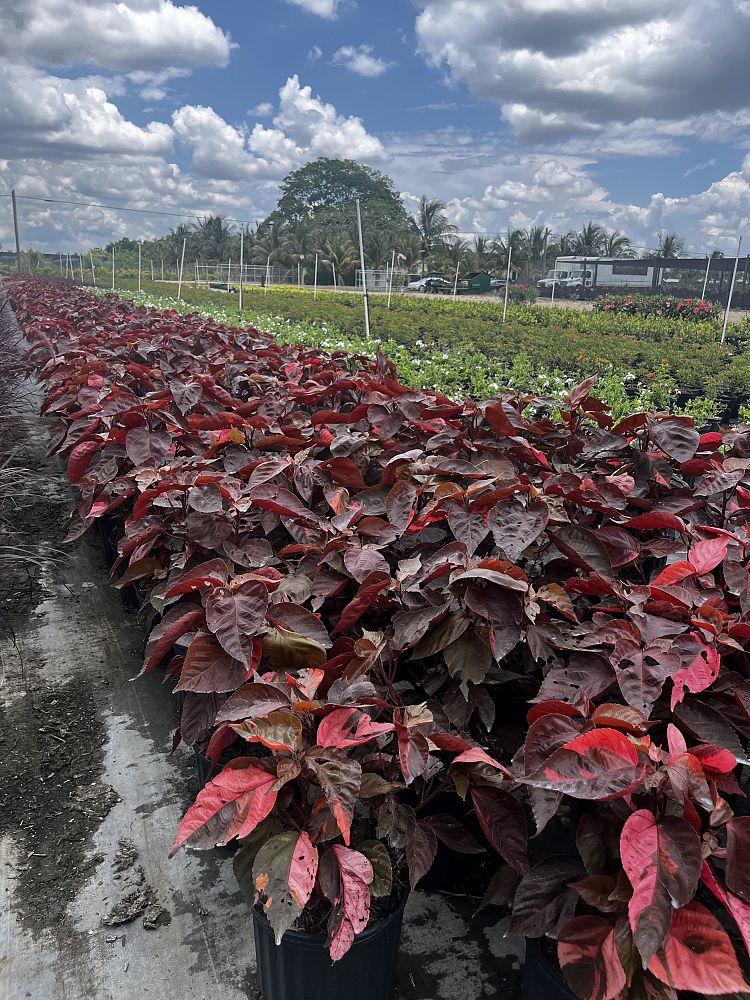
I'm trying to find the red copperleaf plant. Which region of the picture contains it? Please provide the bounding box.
[9,274,750,993]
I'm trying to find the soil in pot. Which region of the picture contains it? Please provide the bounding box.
[252,891,408,1000]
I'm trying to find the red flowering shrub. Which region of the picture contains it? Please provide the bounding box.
[594,294,722,322]
[8,274,750,993]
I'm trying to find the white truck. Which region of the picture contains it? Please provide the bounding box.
[538,257,659,297]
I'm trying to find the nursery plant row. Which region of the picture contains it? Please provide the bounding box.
[116,280,750,419]
[10,273,750,1000]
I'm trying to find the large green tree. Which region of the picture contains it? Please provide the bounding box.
[271,158,412,236]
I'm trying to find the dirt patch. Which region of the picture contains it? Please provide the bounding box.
[0,673,116,933]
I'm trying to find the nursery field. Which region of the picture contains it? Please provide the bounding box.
[114,278,750,422]
[6,273,750,1000]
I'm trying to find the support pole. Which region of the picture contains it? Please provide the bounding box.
[701,255,711,301]
[238,230,244,312]
[177,237,187,301]
[388,249,396,309]
[79,254,85,284]
[11,189,21,272]
[150,259,154,282]
[227,259,231,292]
[89,251,96,287]
[502,246,513,323]
[551,267,557,307]
[59,253,64,276]
[331,259,337,291]
[722,236,743,345]
[356,199,370,337]
[138,242,142,293]
[111,246,115,291]
[265,255,271,294]
[161,257,164,281]
[452,265,460,301]
[314,253,318,301]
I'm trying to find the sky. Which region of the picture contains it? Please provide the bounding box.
[1,0,749,254]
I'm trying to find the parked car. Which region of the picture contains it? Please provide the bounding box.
[406,273,444,291]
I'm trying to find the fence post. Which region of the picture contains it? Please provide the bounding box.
[722,236,743,345]
[177,237,187,301]
[138,242,142,293]
[356,199,370,337]
[238,231,244,312]
[112,247,115,291]
[11,189,21,272]
[265,255,271,294]
[502,246,513,323]
[388,250,396,308]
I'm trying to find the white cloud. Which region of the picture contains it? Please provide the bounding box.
[0,63,173,159]
[308,45,323,63]
[414,0,750,148]
[684,158,717,178]
[0,0,232,72]
[332,45,392,78]
[248,102,275,118]
[286,0,342,18]
[172,75,385,181]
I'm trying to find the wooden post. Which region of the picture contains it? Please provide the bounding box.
[177,237,187,301]
[356,199,370,337]
[238,230,244,312]
[722,236,743,345]
[502,246,513,323]
[11,189,21,272]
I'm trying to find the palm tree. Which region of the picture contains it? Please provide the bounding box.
[191,215,235,261]
[522,226,551,262]
[415,196,458,274]
[163,223,195,272]
[396,234,423,276]
[444,237,471,272]
[604,231,634,257]
[651,232,687,259]
[319,235,358,286]
[571,221,607,256]
[251,219,285,264]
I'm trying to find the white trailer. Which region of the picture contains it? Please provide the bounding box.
[540,256,659,296]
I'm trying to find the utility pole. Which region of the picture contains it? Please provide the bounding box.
[722,236,743,345]
[11,189,22,272]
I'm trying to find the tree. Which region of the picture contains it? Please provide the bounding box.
[571,221,607,256]
[415,196,458,274]
[445,237,471,272]
[648,232,687,259]
[319,235,358,286]
[251,219,285,265]
[272,158,412,235]
[191,215,236,262]
[604,231,634,257]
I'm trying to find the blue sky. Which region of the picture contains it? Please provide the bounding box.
[1,0,749,252]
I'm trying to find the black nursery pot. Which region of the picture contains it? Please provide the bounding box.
[252,894,408,1000]
[523,940,577,1000]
